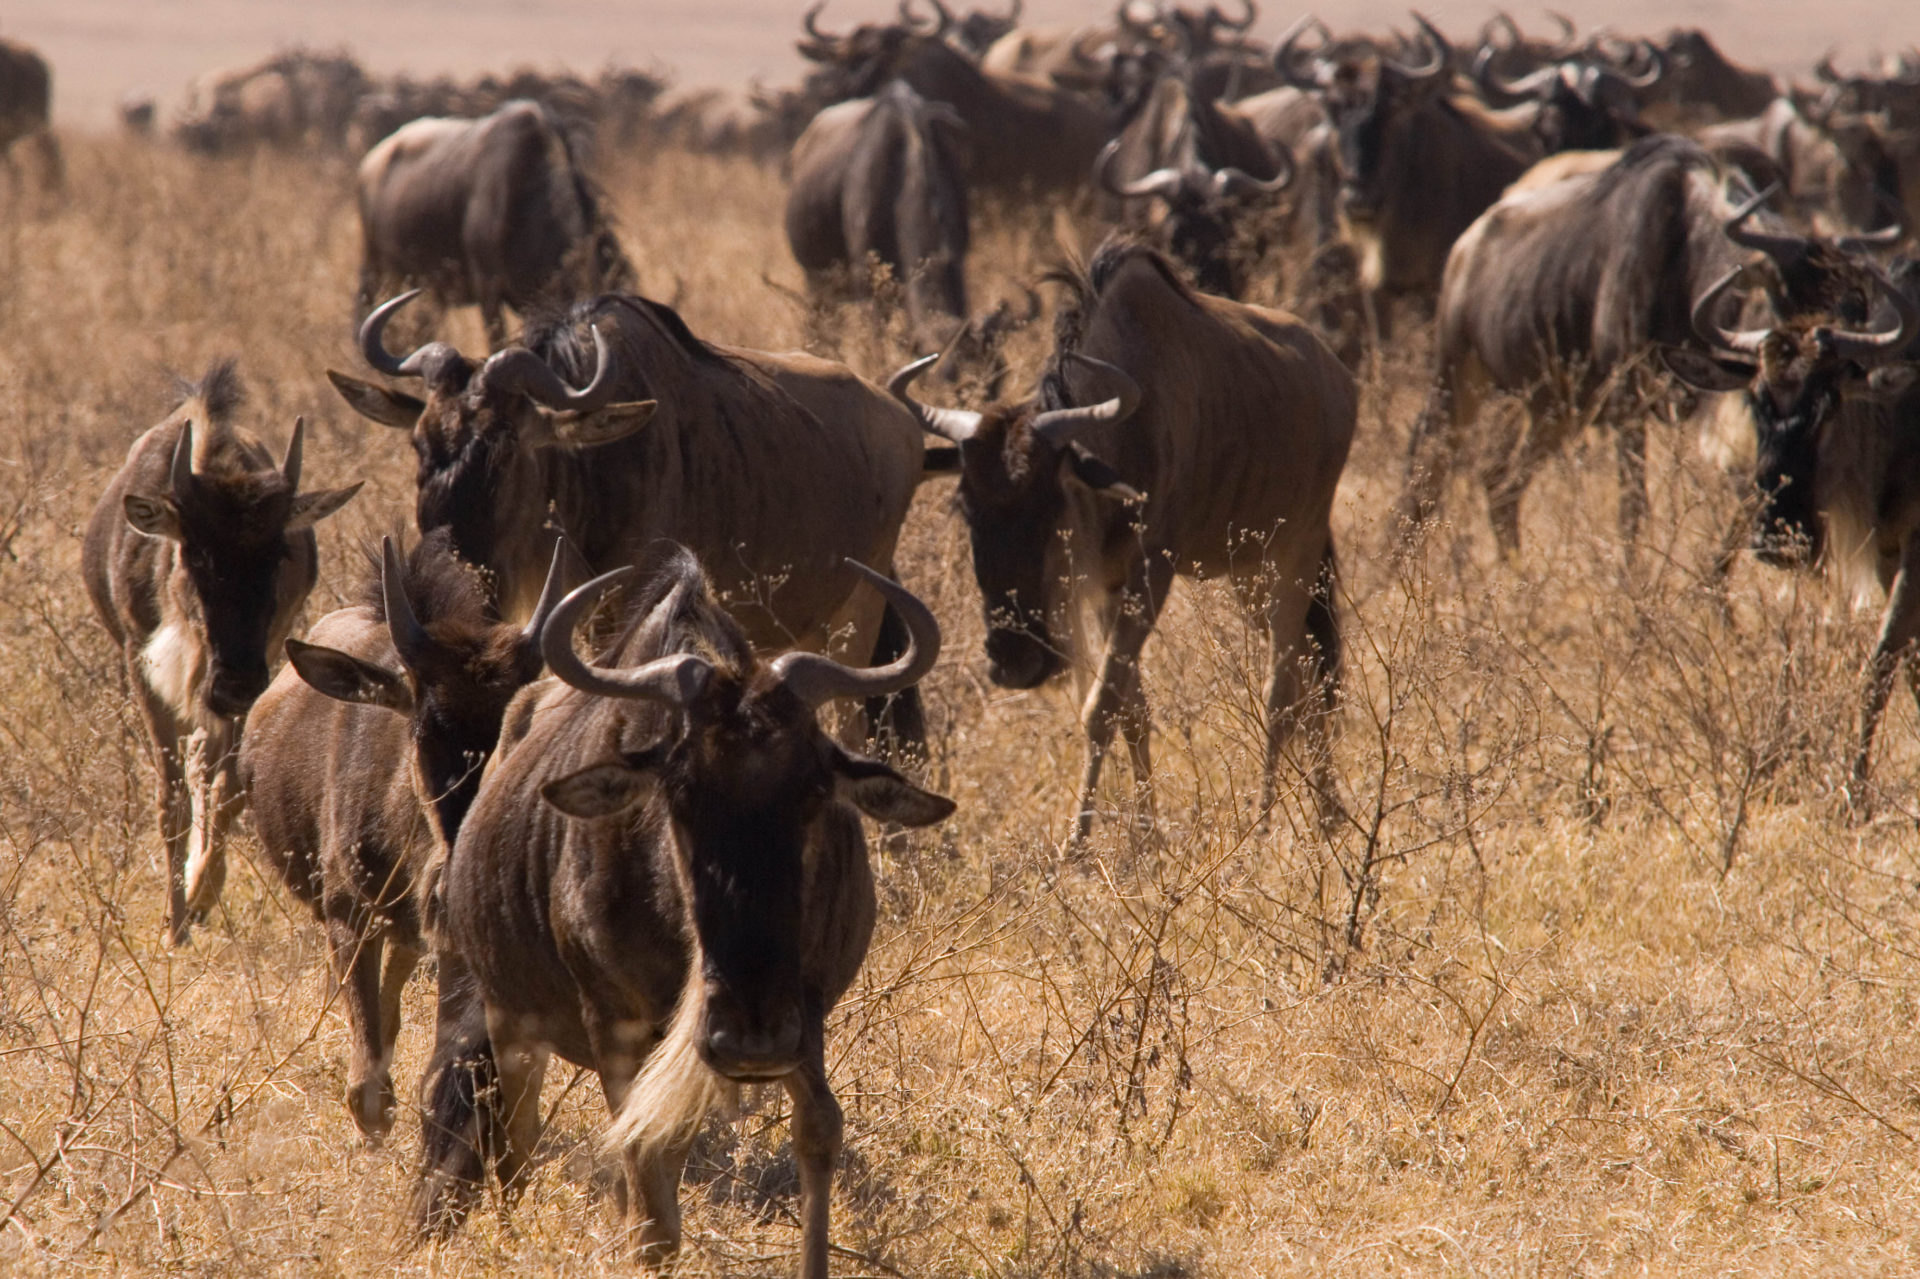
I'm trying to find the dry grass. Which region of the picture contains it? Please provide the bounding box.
[4,134,1920,1277]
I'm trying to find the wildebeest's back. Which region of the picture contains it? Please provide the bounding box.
[784,98,869,274]
[240,608,427,923]
[1060,249,1357,575]
[0,40,50,143]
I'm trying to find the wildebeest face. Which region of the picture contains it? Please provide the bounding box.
[956,412,1073,689]
[125,426,361,717]
[1324,61,1394,219]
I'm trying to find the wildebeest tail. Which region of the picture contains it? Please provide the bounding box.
[410,958,499,1239]
[1307,546,1341,715]
[601,955,739,1160]
[865,595,929,759]
[542,113,635,295]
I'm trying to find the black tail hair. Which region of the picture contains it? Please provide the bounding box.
[864,597,929,759]
[1306,546,1342,715]
[410,954,501,1240]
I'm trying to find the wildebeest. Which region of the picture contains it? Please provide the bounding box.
[1622,28,1778,130]
[1398,137,1846,556]
[895,241,1354,843]
[1276,14,1531,336]
[82,363,363,944]
[240,534,563,1140]
[0,38,59,190]
[354,100,633,349]
[171,48,368,155]
[797,2,1107,196]
[785,81,972,352]
[414,550,952,1271]
[1697,96,1905,238]
[1661,264,1920,803]
[326,290,929,741]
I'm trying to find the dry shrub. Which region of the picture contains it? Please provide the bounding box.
[1,134,1919,1278]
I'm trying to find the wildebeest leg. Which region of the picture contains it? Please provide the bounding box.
[181,719,241,920]
[412,952,496,1237]
[580,1010,687,1265]
[1397,360,1480,555]
[784,1026,843,1279]
[1849,535,1920,813]
[482,1008,549,1204]
[325,908,396,1141]
[862,596,929,761]
[480,296,508,353]
[1613,413,1649,561]
[1241,547,1343,834]
[1071,553,1175,849]
[130,676,193,945]
[1480,394,1558,560]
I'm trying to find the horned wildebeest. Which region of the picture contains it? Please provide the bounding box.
[326,290,930,746]
[797,1,1107,197]
[1616,28,1777,130]
[412,550,952,1270]
[785,81,971,352]
[1467,43,1658,155]
[1696,95,1905,238]
[172,48,368,154]
[0,38,59,191]
[240,533,563,1140]
[1661,264,1920,805]
[1276,13,1532,338]
[895,241,1354,844]
[1398,137,1858,557]
[354,99,633,350]
[1094,132,1293,298]
[82,363,363,944]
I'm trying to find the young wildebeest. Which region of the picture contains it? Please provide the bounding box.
[354,99,632,349]
[326,289,929,748]
[1662,263,1920,807]
[415,550,952,1276]
[83,364,362,944]
[239,533,563,1140]
[893,240,1355,845]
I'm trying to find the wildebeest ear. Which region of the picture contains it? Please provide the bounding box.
[326,370,425,429]
[919,445,962,479]
[286,638,413,712]
[123,494,182,540]
[1862,364,1919,399]
[532,400,659,451]
[1063,444,1144,503]
[1659,346,1755,393]
[832,750,957,828]
[286,481,365,531]
[541,747,666,819]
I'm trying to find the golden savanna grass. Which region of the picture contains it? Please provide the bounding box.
[3,133,1920,1277]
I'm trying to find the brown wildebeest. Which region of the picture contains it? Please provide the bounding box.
[326,290,931,748]
[1662,263,1920,807]
[414,549,952,1276]
[354,100,633,349]
[171,47,368,155]
[240,533,563,1140]
[785,81,972,353]
[896,240,1355,844]
[82,363,362,944]
[1400,137,1886,559]
[1620,28,1777,130]
[1697,96,1905,239]
[0,38,60,191]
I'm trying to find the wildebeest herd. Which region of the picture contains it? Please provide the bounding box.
[15,1,1920,1272]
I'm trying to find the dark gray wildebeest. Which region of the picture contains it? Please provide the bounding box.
[1662,262,1920,807]
[1614,28,1777,130]
[171,48,369,155]
[1275,14,1531,338]
[0,38,60,190]
[784,81,972,353]
[354,99,632,349]
[326,289,930,748]
[83,363,363,944]
[1398,137,1871,559]
[1696,95,1905,239]
[412,549,952,1274]
[240,533,563,1141]
[894,241,1355,844]
[1096,74,1295,298]
[796,2,1107,196]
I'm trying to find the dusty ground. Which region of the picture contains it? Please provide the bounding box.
[11,1,1918,129]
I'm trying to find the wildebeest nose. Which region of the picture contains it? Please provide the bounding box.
[705,1007,802,1077]
[208,668,269,717]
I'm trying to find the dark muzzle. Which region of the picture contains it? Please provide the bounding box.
[701,996,803,1080]
[985,626,1063,690]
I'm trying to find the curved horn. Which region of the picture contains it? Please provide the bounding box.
[1815,52,1839,84]
[1825,262,1920,364]
[280,416,304,490]
[769,562,941,707]
[380,536,434,671]
[1212,0,1256,33]
[1724,182,1809,266]
[1615,40,1665,89]
[358,289,439,379]
[170,423,194,498]
[1098,135,1191,200]
[481,324,619,412]
[1003,0,1023,21]
[519,537,571,657]
[1388,12,1452,81]
[1030,353,1143,446]
[1691,266,1768,356]
[1473,44,1558,101]
[889,353,986,442]
[1481,11,1520,50]
[1545,11,1577,55]
[1272,13,1331,90]
[1212,144,1296,197]
[540,567,714,705]
[802,1,840,42]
